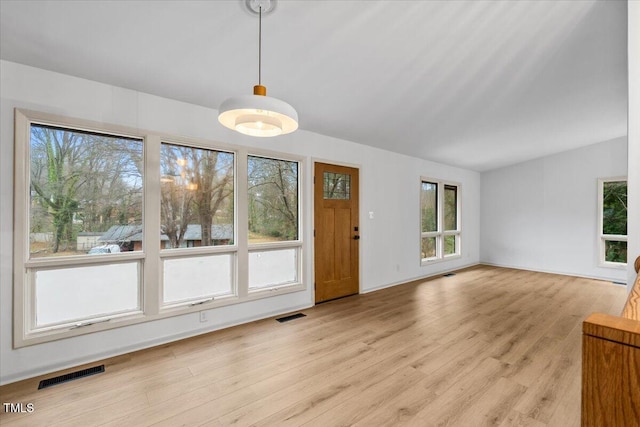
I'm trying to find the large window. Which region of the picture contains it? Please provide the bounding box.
[247,155,301,291]
[420,179,461,264]
[14,110,304,346]
[24,123,144,333]
[598,178,627,267]
[160,143,236,306]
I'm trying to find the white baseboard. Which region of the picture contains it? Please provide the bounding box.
[479,261,627,285]
[361,262,481,294]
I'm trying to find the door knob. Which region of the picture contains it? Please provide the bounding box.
[353,235,360,240]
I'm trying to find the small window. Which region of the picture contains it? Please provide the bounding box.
[598,178,627,266]
[249,248,298,289]
[34,263,140,328]
[162,254,234,304]
[443,185,458,256]
[421,182,438,233]
[421,236,437,259]
[323,172,351,200]
[444,185,457,231]
[420,179,461,263]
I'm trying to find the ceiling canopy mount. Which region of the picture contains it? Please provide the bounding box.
[245,0,276,15]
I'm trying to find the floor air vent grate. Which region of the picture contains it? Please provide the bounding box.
[276,313,306,323]
[443,273,456,277]
[38,365,105,390]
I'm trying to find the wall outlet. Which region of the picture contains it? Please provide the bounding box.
[199,311,208,323]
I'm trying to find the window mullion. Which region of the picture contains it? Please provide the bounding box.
[438,183,444,259]
[236,148,249,298]
[144,135,161,315]
[14,111,30,345]
[598,177,628,266]
[421,232,439,238]
[601,234,627,242]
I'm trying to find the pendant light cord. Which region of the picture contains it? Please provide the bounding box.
[258,5,262,86]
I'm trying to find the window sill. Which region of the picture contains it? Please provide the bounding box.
[421,254,462,267]
[598,261,627,270]
[18,311,146,348]
[247,283,306,299]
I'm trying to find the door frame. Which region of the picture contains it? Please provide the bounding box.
[311,159,362,304]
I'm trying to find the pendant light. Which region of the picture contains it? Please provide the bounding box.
[218,0,298,137]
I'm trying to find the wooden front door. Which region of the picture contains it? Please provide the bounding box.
[314,162,359,303]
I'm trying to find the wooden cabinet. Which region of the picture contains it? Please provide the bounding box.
[582,313,640,426]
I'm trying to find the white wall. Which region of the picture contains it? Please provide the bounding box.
[480,137,628,283]
[0,60,481,384]
[628,1,640,292]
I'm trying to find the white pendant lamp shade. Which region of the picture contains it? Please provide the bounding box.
[218,89,298,137]
[218,0,298,137]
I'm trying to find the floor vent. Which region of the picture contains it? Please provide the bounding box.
[443,273,456,277]
[38,365,105,390]
[276,313,306,323]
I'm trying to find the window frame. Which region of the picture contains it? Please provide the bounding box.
[246,152,304,295]
[158,139,238,309]
[13,109,305,347]
[420,177,461,265]
[597,177,627,269]
[14,110,148,346]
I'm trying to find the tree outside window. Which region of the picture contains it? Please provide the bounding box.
[160,143,234,249]
[29,125,143,257]
[16,110,305,345]
[601,179,627,264]
[248,156,299,243]
[420,179,460,263]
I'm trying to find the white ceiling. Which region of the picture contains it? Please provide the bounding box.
[0,0,628,171]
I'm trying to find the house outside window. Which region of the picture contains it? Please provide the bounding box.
[24,123,144,334]
[13,109,304,347]
[160,142,236,306]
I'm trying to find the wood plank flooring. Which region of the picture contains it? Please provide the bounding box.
[0,265,628,427]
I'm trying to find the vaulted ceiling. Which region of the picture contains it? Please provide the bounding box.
[0,0,628,171]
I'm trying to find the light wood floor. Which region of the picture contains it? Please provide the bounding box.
[0,265,628,427]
